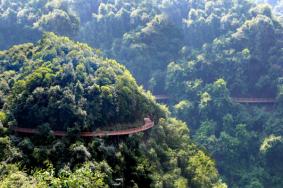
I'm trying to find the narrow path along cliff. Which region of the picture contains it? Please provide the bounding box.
[13,118,154,137]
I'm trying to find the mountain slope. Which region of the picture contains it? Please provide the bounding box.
[0,34,225,187]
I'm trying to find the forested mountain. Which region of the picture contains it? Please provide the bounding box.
[0,34,225,187]
[0,0,283,187]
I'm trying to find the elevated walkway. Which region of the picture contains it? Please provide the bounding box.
[154,94,276,104]
[13,118,154,137]
[231,98,276,104]
[155,95,170,100]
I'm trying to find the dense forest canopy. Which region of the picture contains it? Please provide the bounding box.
[0,0,282,93]
[0,0,283,187]
[0,33,162,131]
[0,34,225,187]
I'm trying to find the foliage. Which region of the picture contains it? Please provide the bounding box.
[0,0,283,187]
[0,34,223,187]
[0,33,162,131]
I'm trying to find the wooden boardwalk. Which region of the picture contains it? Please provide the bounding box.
[154,94,276,104]
[231,98,276,104]
[13,118,154,137]
[155,95,170,100]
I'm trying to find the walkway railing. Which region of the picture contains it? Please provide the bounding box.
[13,118,154,137]
[154,94,276,104]
[155,95,170,100]
[232,98,276,104]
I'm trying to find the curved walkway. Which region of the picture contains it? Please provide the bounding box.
[13,118,154,137]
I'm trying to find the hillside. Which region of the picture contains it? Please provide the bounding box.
[0,0,283,187]
[0,32,163,131]
[0,34,225,187]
